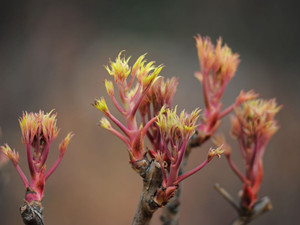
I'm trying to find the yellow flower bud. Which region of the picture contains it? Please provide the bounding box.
[42,110,59,142]
[156,106,200,141]
[105,79,114,96]
[100,117,112,130]
[93,97,109,113]
[105,51,131,82]
[142,65,163,87]
[132,53,147,76]
[208,145,224,161]
[59,132,74,155]
[232,99,281,142]
[0,144,19,166]
[19,112,39,144]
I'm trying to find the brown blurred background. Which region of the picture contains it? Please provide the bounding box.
[0,0,299,224]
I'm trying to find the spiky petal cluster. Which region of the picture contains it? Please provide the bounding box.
[153,107,223,205]
[194,35,257,142]
[156,107,200,146]
[139,77,178,151]
[94,51,163,163]
[226,99,281,209]
[139,77,178,116]
[232,99,281,144]
[0,110,73,202]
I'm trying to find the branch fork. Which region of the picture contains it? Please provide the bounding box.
[215,183,272,225]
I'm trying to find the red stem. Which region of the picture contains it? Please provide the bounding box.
[45,155,62,180]
[226,154,250,185]
[162,140,172,161]
[15,164,29,187]
[215,82,227,100]
[131,83,142,103]
[35,127,41,159]
[118,83,127,104]
[40,143,50,167]
[127,72,136,89]
[25,144,36,177]
[111,95,126,115]
[219,102,237,119]
[166,164,178,186]
[108,127,131,148]
[249,139,259,172]
[202,74,211,110]
[175,140,188,168]
[140,111,155,145]
[252,160,264,194]
[142,117,157,135]
[175,158,209,184]
[130,86,150,119]
[106,112,130,137]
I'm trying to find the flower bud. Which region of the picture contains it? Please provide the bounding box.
[105,51,131,82]
[0,144,19,166]
[105,79,114,96]
[99,117,112,130]
[207,145,224,161]
[93,97,109,113]
[59,132,74,156]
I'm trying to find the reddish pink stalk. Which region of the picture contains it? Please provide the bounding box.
[167,164,179,187]
[106,112,130,137]
[15,164,29,187]
[175,158,209,185]
[219,103,237,119]
[174,140,189,168]
[107,127,131,148]
[40,143,50,166]
[111,95,126,115]
[202,74,211,110]
[226,154,249,185]
[45,156,63,180]
[131,83,142,103]
[142,117,157,134]
[129,87,152,119]
[25,143,36,177]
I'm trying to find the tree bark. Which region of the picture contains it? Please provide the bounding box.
[20,200,44,225]
[132,159,163,225]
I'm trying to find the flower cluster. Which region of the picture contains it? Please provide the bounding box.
[224,99,281,209]
[152,107,223,205]
[94,51,163,163]
[139,77,178,151]
[0,110,73,203]
[194,35,257,143]
[95,52,225,206]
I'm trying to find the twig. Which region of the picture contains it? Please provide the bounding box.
[251,196,272,220]
[214,183,240,212]
[231,196,272,225]
[132,159,163,225]
[20,188,45,225]
[20,200,44,225]
[214,183,272,225]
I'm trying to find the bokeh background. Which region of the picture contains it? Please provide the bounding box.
[0,0,299,224]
